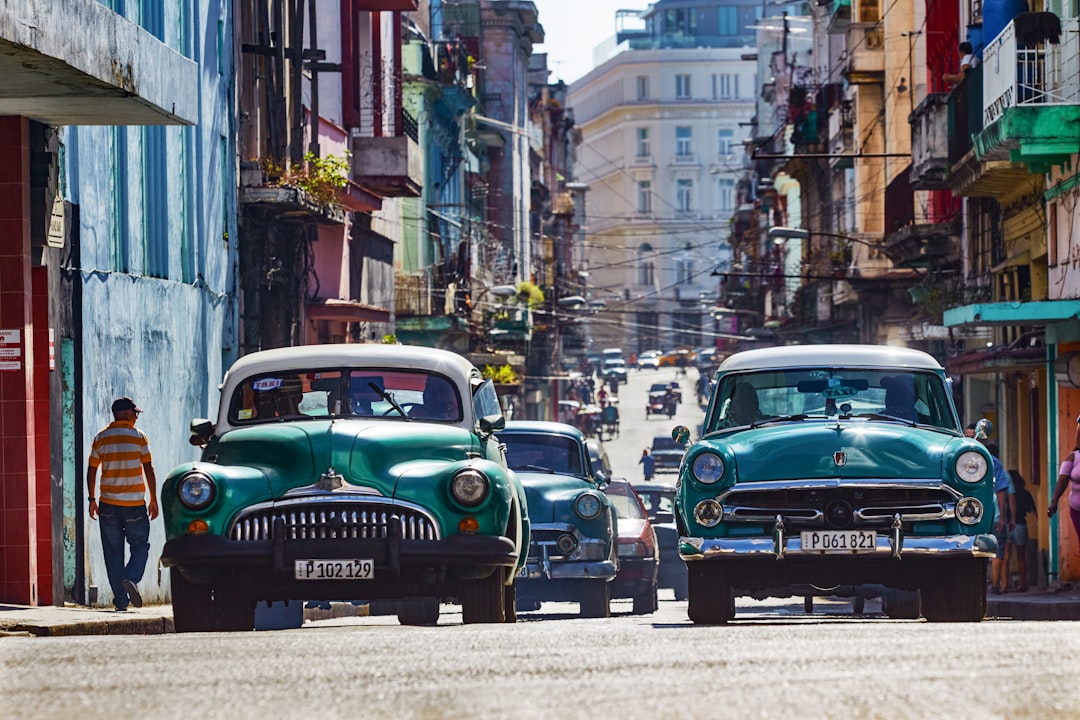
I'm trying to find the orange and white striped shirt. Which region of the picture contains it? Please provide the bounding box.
[88,420,152,507]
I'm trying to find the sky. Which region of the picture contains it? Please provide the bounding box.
[529,1,651,84]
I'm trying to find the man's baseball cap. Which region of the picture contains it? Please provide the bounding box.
[111,397,143,413]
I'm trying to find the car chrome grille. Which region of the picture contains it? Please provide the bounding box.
[721,483,958,528]
[229,501,440,542]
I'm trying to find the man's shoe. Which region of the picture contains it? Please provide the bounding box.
[122,579,143,608]
[114,605,128,612]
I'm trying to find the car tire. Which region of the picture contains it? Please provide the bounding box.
[503,582,518,623]
[852,595,866,615]
[881,588,921,619]
[921,560,986,622]
[687,562,734,624]
[632,583,659,615]
[170,568,217,633]
[460,567,506,624]
[212,579,256,632]
[397,597,440,625]
[579,579,611,618]
[804,595,814,613]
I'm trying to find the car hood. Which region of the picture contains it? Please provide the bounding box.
[207,420,479,497]
[715,422,955,481]
[518,473,597,523]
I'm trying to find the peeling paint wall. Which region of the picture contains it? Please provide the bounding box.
[60,0,236,608]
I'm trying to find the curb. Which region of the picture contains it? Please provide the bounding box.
[4,616,175,637]
[986,598,1080,621]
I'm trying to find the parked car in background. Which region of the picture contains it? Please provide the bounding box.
[636,351,661,370]
[650,434,686,473]
[500,421,618,618]
[161,345,529,632]
[631,481,687,600]
[673,344,998,624]
[604,478,659,614]
[659,348,693,368]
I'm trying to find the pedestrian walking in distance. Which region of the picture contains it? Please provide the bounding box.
[639,448,655,482]
[87,397,159,611]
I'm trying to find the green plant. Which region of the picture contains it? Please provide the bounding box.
[482,364,519,384]
[382,334,398,344]
[261,151,350,206]
[515,281,545,309]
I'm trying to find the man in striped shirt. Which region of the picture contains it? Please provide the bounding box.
[87,397,159,611]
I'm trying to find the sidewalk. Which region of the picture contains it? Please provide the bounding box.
[2,587,1078,636]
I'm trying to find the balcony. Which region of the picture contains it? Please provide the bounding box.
[828,102,855,169]
[352,134,422,197]
[976,16,1080,170]
[909,93,949,190]
[843,24,885,84]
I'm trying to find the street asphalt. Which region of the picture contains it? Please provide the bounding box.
[2,585,1078,637]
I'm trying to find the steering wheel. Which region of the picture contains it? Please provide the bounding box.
[380,403,422,417]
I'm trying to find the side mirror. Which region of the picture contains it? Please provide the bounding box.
[478,414,505,437]
[975,418,993,440]
[672,425,691,446]
[189,418,213,447]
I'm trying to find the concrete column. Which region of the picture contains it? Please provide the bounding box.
[0,116,39,605]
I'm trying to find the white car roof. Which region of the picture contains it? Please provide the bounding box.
[719,344,944,372]
[217,344,481,430]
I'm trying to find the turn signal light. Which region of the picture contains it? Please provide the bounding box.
[187,519,210,534]
[458,517,480,534]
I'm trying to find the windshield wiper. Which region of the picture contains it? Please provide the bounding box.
[853,412,916,426]
[511,464,555,473]
[371,382,411,420]
[751,414,809,428]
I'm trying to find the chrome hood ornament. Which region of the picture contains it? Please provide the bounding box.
[316,467,345,491]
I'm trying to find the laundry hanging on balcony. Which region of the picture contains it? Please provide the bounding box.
[1013,12,1062,47]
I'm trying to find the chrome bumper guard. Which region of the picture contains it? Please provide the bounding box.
[518,559,617,581]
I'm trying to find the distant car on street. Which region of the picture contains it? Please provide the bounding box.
[601,358,629,384]
[604,478,659,614]
[630,481,687,600]
[500,421,618,618]
[636,351,661,370]
[650,434,685,473]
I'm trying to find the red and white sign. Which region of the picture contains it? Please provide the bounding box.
[0,329,22,372]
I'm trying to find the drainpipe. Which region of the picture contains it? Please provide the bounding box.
[1047,346,1060,585]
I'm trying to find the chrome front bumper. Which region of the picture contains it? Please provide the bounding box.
[680,532,998,561]
[518,559,617,581]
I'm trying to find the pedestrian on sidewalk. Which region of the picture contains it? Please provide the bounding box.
[1049,416,1080,554]
[639,448,655,482]
[87,397,159,611]
[1007,469,1035,592]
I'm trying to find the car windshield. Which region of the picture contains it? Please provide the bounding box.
[637,490,675,518]
[501,432,586,476]
[605,482,646,520]
[229,368,463,424]
[707,368,958,432]
[649,383,669,393]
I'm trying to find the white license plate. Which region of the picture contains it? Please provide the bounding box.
[800,530,877,553]
[294,559,374,580]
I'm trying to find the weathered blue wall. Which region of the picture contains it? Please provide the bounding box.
[62,0,236,607]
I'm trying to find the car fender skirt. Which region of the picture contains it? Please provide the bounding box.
[679,533,997,560]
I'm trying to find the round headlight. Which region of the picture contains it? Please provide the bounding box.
[178,472,215,510]
[955,497,984,526]
[694,499,723,527]
[574,492,603,520]
[692,452,725,485]
[955,450,988,483]
[451,469,490,507]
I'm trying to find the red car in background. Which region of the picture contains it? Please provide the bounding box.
[604,478,659,614]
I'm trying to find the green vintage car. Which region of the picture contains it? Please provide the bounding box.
[499,421,619,618]
[674,345,997,624]
[161,344,529,631]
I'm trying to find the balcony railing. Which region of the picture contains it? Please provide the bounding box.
[948,65,983,164]
[983,17,1080,127]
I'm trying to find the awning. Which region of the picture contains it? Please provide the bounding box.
[946,346,1046,376]
[306,299,391,323]
[337,182,382,213]
[944,300,1080,328]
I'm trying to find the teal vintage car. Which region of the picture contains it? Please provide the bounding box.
[161,345,529,631]
[674,345,997,624]
[499,421,618,618]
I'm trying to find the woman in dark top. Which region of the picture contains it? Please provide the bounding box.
[1007,470,1036,593]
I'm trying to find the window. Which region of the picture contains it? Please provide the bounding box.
[637,180,652,214]
[717,128,735,155]
[676,179,693,212]
[676,126,693,157]
[638,243,656,286]
[717,73,738,99]
[636,75,650,100]
[718,7,739,35]
[717,178,735,212]
[677,257,693,285]
[676,74,691,99]
[636,127,650,158]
